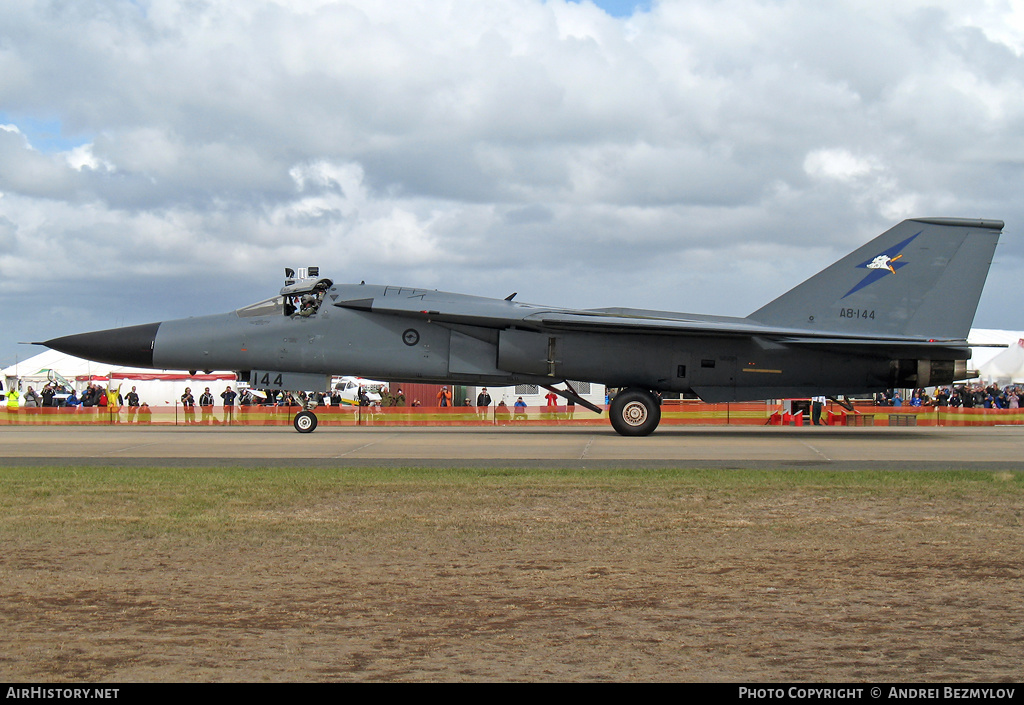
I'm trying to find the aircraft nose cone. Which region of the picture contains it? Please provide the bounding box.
[44,322,161,368]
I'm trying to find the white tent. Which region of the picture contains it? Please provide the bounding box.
[968,329,1024,384]
[5,348,123,382]
[2,349,235,407]
[977,338,1024,385]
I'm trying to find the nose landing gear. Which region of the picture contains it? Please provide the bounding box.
[293,409,318,433]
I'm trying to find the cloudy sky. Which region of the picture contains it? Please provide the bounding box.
[2,0,1023,367]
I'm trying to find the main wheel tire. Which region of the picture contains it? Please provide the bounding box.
[609,388,661,436]
[294,410,318,433]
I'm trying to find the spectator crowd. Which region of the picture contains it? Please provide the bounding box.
[875,383,1021,409]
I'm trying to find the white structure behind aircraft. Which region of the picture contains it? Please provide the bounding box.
[330,376,384,406]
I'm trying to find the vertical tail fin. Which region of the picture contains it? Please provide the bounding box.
[747,218,1003,340]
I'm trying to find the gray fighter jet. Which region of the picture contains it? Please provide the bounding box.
[44,217,1003,435]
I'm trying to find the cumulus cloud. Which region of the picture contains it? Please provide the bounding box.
[1,0,1023,362]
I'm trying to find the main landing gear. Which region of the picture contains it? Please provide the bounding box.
[608,388,662,437]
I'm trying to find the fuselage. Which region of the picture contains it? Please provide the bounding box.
[45,282,969,402]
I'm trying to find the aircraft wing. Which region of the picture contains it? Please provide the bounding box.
[333,287,558,329]
[335,291,966,348]
[333,289,774,334]
[528,310,801,337]
[531,311,968,347]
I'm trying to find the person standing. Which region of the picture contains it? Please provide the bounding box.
[545,390,559,420]
[199,387,214,424]
[221,385,237,424]
[126,386,140,423]
[99,384,121,423]
[22,386,41,408]
[476,387,492,422]
[811,395,826,426]
[436,386,452,407]
[513,396,528,422]
[181,387,196,425]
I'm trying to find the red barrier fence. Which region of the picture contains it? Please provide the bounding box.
[3,401,1022,427]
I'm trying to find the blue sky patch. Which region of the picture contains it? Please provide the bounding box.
[572,0,650,18]
[0,113,92,153]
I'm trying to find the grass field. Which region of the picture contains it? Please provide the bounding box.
[2,466,1022,681]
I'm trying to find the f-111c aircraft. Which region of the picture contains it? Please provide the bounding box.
[44,217,1003,436]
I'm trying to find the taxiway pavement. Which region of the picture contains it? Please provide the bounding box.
[2,425,1021,469]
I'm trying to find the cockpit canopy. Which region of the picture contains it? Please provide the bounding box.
[280,277,333,298]
[235,275,334,318]
[282,277,333,317]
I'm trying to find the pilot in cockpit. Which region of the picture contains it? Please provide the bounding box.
[282,274,331,318]
[296,288,327,317]
[298,294,317,317]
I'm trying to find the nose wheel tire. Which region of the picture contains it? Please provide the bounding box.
[609,388,661,436]
[294,410,318,433]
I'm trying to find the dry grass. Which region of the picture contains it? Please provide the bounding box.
[1,467,1022,681]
